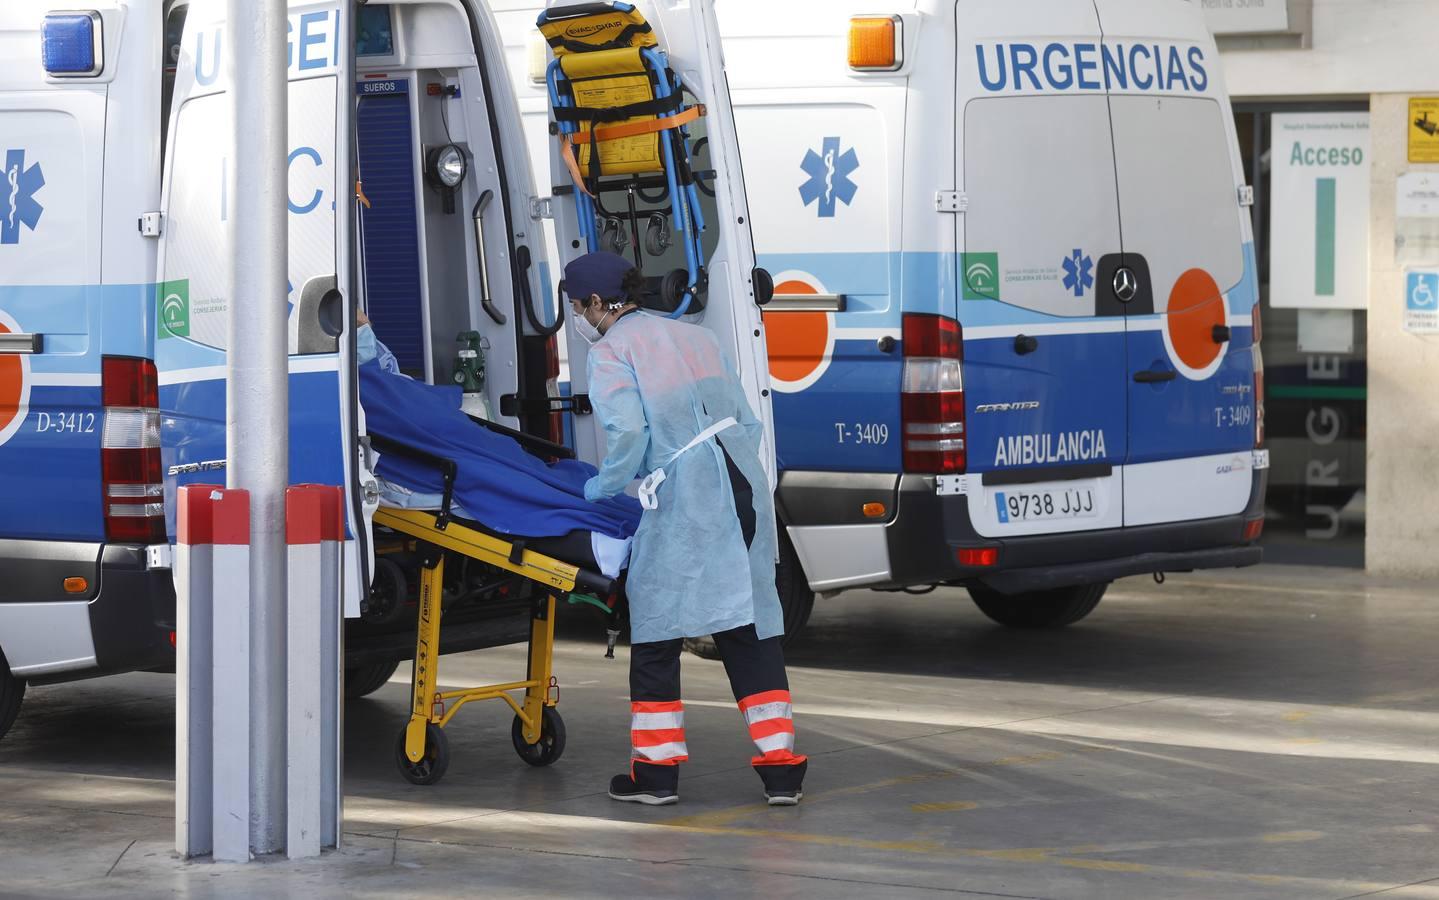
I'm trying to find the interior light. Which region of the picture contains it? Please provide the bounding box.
[425,143,468,213]
[42,11,103,77]
[849,16,901,71]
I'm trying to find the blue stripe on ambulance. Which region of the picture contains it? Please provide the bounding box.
[757,245,1257,475]
[0,283,157,541]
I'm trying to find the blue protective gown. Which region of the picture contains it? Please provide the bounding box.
[583,312,782,644]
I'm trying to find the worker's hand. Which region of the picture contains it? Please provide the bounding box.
[357,309,370,326]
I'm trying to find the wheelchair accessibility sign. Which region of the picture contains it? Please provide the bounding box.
[1403,268,1439,334]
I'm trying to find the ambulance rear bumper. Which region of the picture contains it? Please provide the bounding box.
[0,539,176,683]
[778,469,1266,594]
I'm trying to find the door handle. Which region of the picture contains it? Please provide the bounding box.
[1014,334,1039,355]
[0,333,43,354]
[1212,324,1232,344]
[1133,369,1177,384]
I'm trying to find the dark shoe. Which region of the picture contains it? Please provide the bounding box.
[756,758,807,806]
[609,773,678,806]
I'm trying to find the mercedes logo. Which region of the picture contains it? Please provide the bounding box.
[1113,267,1139,303]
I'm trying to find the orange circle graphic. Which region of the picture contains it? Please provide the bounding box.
[763,279,830,385]
[1166,268,1227,372]
[0,321,22,437]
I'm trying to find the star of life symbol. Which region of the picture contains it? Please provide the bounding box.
[1061,248,1094,298]
[799,137,859,218]
[3,149,45,245]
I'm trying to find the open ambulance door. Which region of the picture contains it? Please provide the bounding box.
[156,0,367,614]
[540,0,777,489]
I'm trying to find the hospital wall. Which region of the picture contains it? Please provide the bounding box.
[1216,1,1439,577]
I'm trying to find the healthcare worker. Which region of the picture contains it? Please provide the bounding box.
[567,252,807,807]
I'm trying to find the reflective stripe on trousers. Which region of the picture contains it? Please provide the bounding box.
[631,700,688,765]
[738,689,803,765]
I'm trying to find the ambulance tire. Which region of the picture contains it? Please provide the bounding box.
[968,583,1108,629]
[345,659,401,700]
[683,534,813,659]
[0,656,23,743]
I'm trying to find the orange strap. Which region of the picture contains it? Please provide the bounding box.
[568,104,705,146]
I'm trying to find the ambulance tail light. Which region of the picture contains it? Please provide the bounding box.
[848,15,902,71]
[901,314,965,474]
[102,356,165,543]
[544,334,564,447]
[1252,303,1265,449]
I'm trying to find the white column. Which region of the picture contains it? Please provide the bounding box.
[225,0,290,854]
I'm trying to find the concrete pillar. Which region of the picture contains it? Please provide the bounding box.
[1365,93,1439,576]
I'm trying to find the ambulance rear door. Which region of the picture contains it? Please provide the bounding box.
[1093,0,1259,527]
[543,0,777,487]
[156,0,367,611]
[956,1,1127,538]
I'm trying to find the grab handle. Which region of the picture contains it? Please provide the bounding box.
[472,191,507,326]
[1133,369,1177,384]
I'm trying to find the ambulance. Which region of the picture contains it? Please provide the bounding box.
[505,0,1268,631]
[0,0,771,740]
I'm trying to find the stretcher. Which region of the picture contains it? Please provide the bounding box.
[369,421,623,786]
[539,1,711,316]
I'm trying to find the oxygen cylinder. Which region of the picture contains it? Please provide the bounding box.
[453,331,491,420]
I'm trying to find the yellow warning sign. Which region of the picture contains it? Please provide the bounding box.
[1411,97,1439,164]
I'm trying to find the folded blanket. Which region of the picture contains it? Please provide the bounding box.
[359,361,642,541]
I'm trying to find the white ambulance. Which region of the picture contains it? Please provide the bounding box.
[505,0,1268,631]
[0,0,769,739]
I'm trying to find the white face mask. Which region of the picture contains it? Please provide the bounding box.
[572,307,613,345]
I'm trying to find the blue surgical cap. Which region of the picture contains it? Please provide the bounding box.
[564,252,634,305]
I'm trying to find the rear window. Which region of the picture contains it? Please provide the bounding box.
[962,95,1121,318]
[1109,95,1244,305]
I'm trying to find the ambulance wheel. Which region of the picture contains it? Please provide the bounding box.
[0,654,24,743]
[363,557,409,626]
[394,722,450,785]
[345,659,400,700]
[968,583,1108,629]
[512,707,566,767]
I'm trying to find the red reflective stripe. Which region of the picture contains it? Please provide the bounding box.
[748,717,795,740]
[752,751,807,766]
[737,690,791,712]
[630,728,687,747]
[631,700,684,714]
[176,484,221,546]
[213,489,251,546]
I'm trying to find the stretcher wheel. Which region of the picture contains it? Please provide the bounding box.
[394,722,450,785]
[511,707,566,767]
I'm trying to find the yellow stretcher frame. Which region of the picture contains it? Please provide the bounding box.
[375,507,586,785]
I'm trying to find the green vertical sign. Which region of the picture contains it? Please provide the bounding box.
[1314,178,1336,296]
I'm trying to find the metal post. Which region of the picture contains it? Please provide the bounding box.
[225,0,289,855]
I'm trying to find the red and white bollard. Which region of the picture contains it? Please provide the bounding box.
[174,484,252,861]
[284,484,345,859]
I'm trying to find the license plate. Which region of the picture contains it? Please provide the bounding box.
[994,486,1099,523]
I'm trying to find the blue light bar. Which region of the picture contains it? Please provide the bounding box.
[42,12,103,77]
